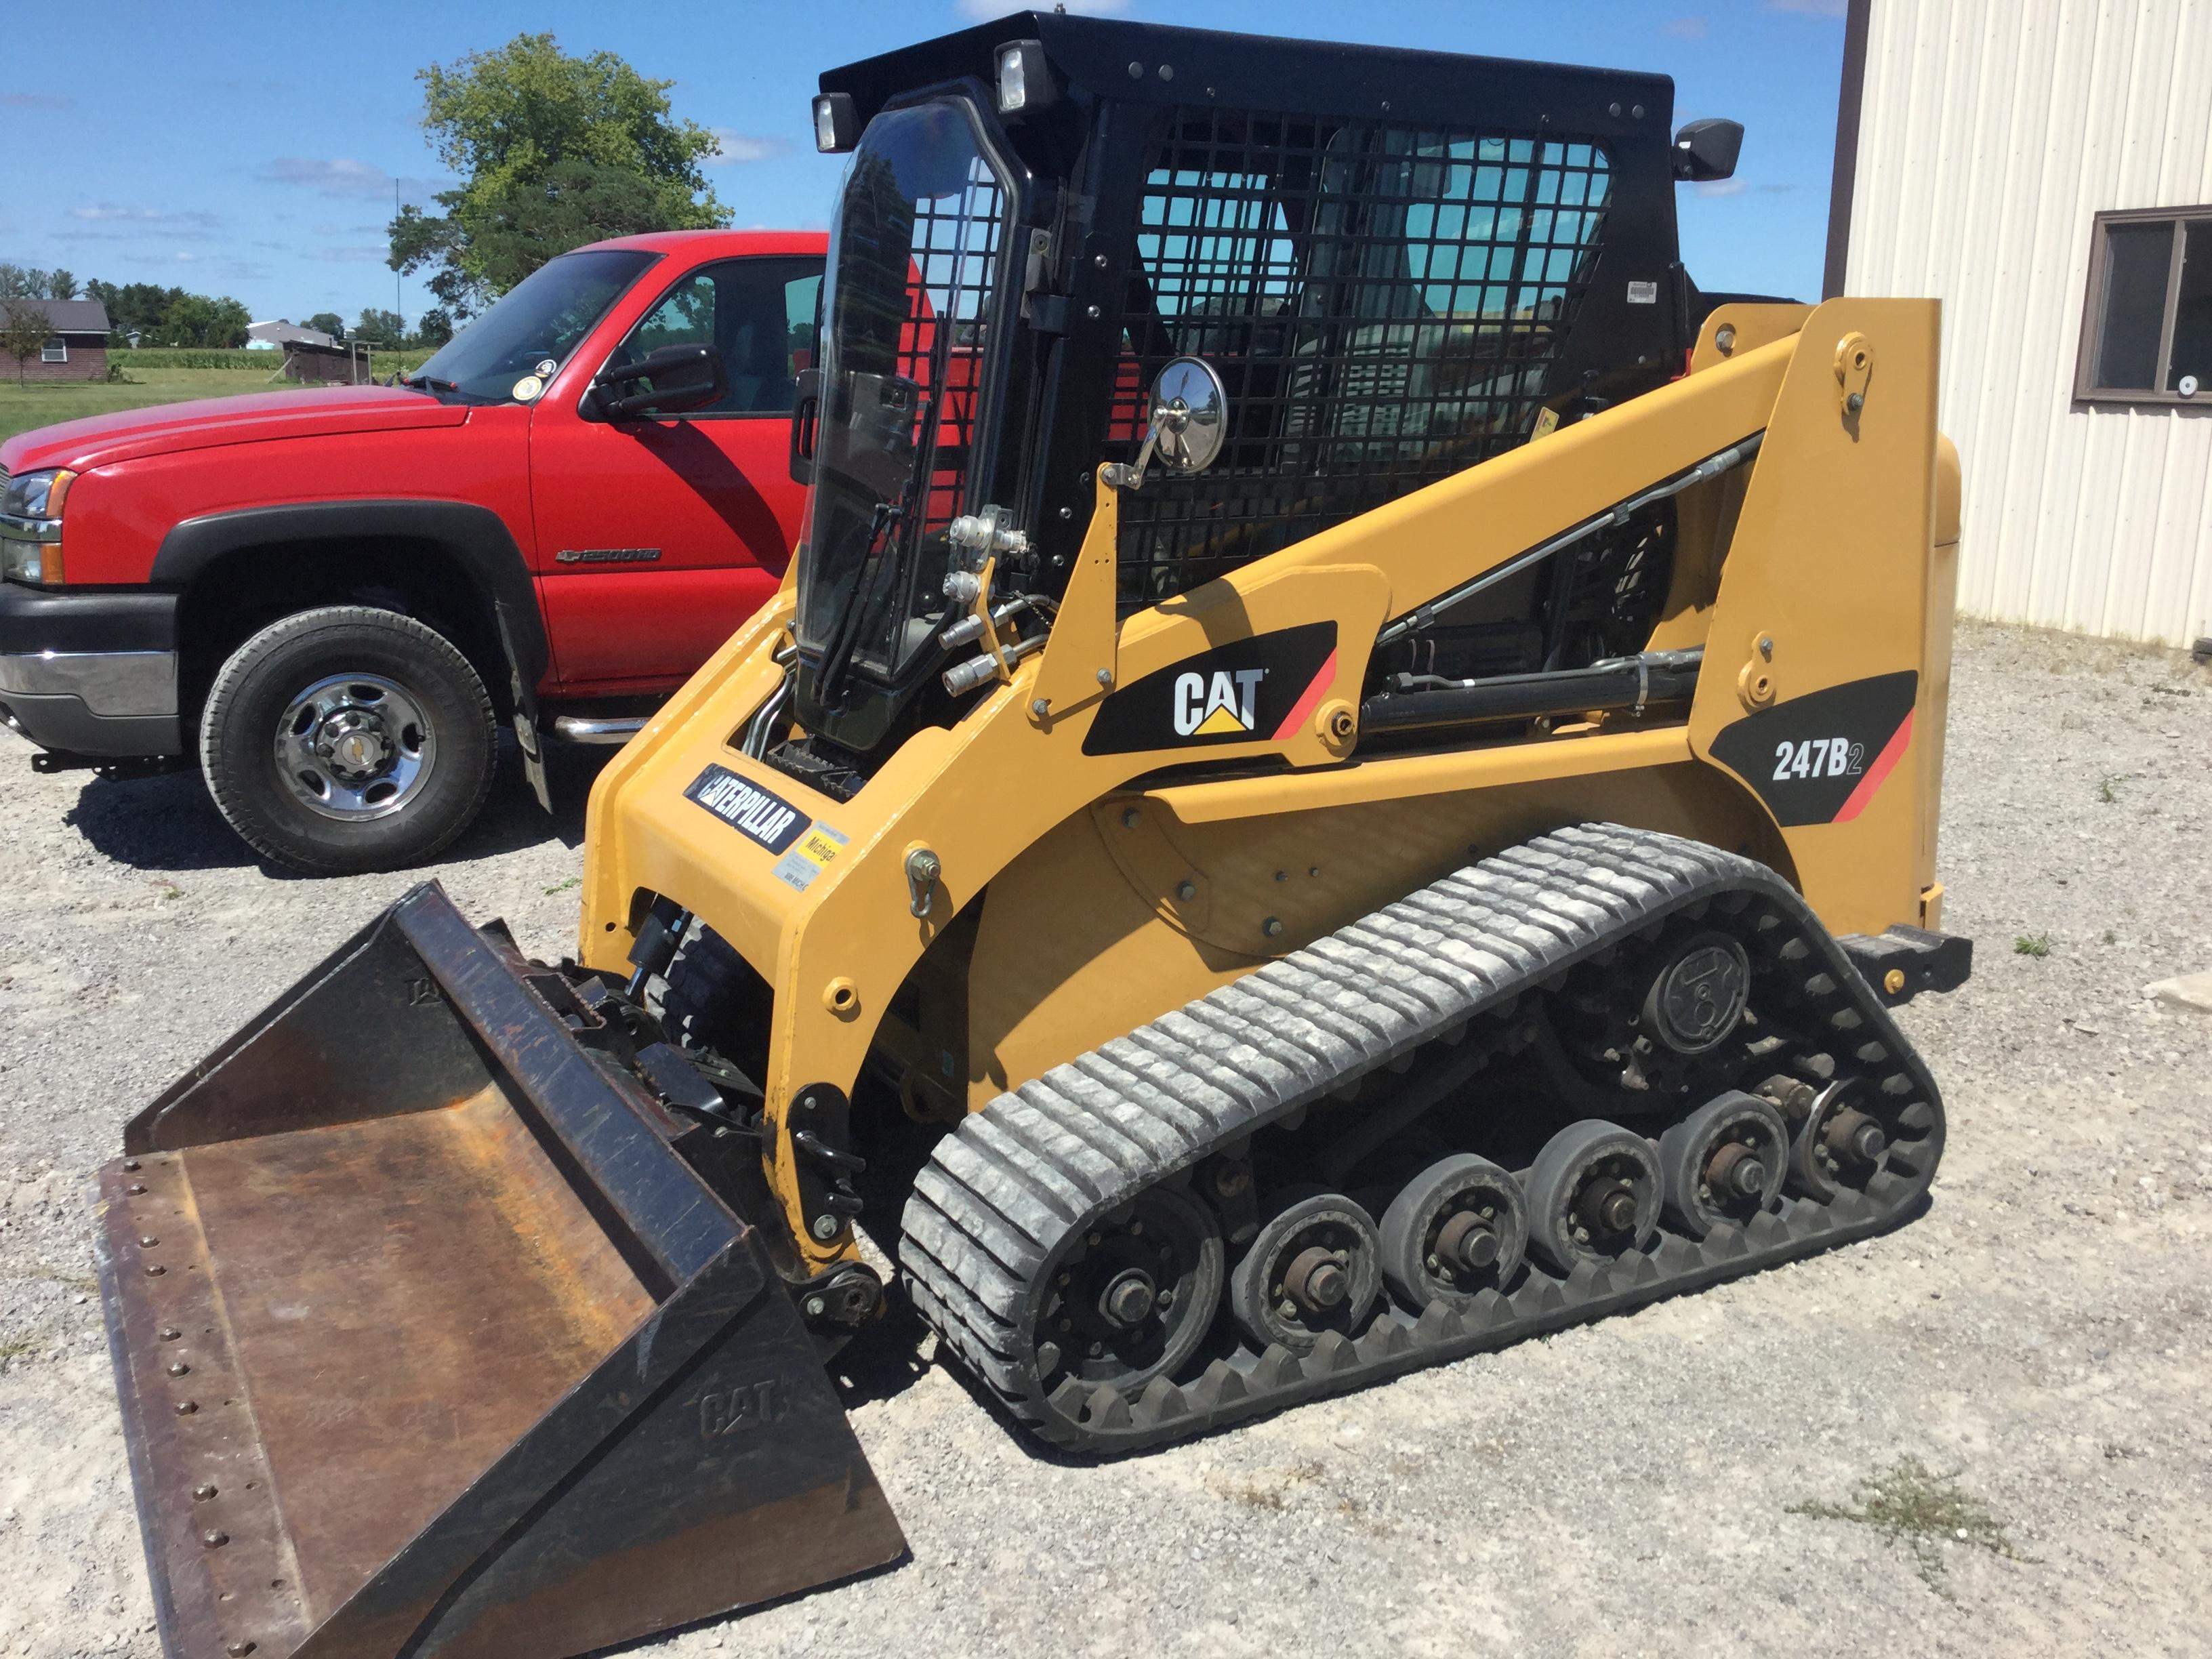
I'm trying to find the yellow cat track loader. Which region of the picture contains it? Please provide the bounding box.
[94,15,1971,1658]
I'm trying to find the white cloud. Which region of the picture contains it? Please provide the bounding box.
[1695,179,1748,197]
[305,246,390,264]
[262,159,444,203]
[1664,16,1708,38]
[956,0,1126,17]
[1765,0,1847,15]
[705,129,787,165]
[71,204,221,228]
[175,251,196,262]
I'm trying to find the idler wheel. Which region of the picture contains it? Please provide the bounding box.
[1658,1090,1789,1237]
[1228,1191,1382,1353]
[1030,1183,1223,1395]
[1379,1153,1529,1311]
[1641,930,1753,1055]
[1525,1120,1662,1273]
[1786,1079,1893,1202]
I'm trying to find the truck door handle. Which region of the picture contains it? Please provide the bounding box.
[790,370,821,486]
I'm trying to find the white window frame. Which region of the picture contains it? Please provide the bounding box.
[41,337,66,364]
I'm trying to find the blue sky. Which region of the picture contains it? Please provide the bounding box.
[0,0,1849,325]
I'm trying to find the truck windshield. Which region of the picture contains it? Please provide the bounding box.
[798,98,1009,703]
[409,248,657,403]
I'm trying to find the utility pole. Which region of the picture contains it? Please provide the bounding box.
[394,178,405,337]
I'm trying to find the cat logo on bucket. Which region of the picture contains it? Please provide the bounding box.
[1172,668,1267,737]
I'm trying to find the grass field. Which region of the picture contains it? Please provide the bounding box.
[0,357,431,447]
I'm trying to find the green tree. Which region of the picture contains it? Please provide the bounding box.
[304,311,346,342]
[160,292,251,348]
[388,33,729,316]
[354,307,407,345]
[47,269,77,301]
[415,306,455,347]
[0,264,47,300]
[0,300,52,385]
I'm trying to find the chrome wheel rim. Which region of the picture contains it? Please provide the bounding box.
[275,672,434,820]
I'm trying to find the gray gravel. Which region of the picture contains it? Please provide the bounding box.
[3,618,2210,1658]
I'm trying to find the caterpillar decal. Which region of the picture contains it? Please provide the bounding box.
[1708,670,1919,826]
[1082,621,1337,756]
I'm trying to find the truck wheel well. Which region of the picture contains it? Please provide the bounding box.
[173,537,512,734]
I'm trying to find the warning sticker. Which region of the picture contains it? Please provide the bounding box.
[771,822,850,893]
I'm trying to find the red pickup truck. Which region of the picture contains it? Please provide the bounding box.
[0,228,825,872]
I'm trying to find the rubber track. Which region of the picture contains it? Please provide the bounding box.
[900,823,1946,1454]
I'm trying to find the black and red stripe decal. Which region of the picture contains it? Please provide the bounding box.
[1708,670,1919,827]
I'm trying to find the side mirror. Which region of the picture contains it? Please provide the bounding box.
[589,343,728,420]
[1103,357,1229,491]
[1672,118,1744,183]
[1148,356,1227,474]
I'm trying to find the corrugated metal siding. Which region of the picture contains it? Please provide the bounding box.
[1847,0,2212,645]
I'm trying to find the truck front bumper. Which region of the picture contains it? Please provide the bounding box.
[0,581,181,757]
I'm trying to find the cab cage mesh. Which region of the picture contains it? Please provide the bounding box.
[1105,106,1614,609]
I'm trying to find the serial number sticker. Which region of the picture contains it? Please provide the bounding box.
[771,822,850,893]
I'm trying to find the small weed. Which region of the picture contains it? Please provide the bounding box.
[2013,933,2054,958]
[156,884,184,901]
[542,875,581,895]
[1214,1459,1326,1511]
[0,1335,39,1361]
[2096,774,2125,804]
[1789,1456,2028,1598]
[2102,928,2117,945]
[21,1265,99,1294]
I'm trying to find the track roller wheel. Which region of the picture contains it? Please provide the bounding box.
[1657,1091,1788,1237]
[1228,1191,1381,1353]
[1786,1078,1893,1202]
[1378,1154,1528,1310]
[1032,1184,1223,1397]
[1526,1120,1662,1273]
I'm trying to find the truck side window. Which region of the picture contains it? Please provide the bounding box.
[613,258,825,416]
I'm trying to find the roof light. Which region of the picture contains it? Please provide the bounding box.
[996,40,1059,118]
[813,93,858,155]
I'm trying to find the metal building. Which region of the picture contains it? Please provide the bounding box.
[1829,0,2212,649]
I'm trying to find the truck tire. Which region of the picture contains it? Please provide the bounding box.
[198,605,497,874]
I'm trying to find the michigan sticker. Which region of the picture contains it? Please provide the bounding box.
[771,822,850,893]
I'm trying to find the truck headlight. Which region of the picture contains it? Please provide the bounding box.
[0,467,73,584]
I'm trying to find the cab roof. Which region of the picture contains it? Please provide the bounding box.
[819,12,1673,143]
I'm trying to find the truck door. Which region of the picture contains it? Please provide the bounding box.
[531,255,822,690]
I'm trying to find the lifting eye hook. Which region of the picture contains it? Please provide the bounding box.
[905,847,943,919]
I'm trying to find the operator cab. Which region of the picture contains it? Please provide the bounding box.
[781,12,1738,787]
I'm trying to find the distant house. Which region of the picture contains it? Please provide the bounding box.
[3,298,110,380]
[246,319,337,352]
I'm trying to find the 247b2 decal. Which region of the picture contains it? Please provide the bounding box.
[1771,737,1865,782]
[1708,671,1919,827]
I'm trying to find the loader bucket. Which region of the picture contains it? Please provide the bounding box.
[91,883,905,1659]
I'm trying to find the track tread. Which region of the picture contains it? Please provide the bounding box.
[900,823,1946,1454]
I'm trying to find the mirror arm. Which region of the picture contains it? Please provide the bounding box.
[1102,409,1169,492]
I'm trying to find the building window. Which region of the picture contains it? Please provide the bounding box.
[40,337,66,364]
[2077,207,2212,403]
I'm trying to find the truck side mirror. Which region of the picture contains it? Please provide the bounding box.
[1672,119,1744,183]
[589,343,729,421]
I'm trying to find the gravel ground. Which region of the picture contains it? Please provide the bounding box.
[3,618,2209,1659]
